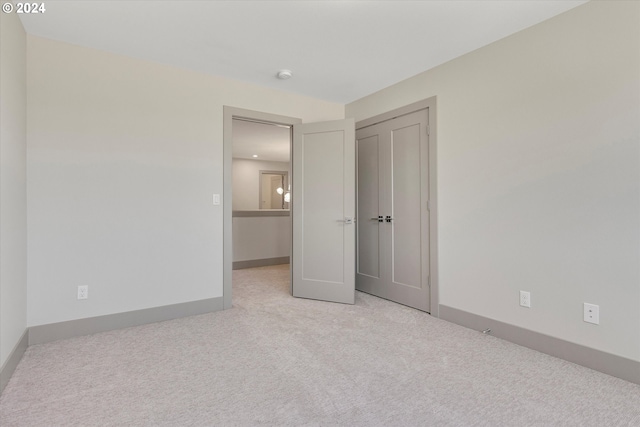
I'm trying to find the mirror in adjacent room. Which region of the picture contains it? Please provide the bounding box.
[259,171,289,209]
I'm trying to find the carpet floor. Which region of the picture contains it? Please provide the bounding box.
[1,264,639,426]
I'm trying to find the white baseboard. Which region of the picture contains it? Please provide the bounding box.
[0,297,223,395]
[29,297,224,345]
[233,256,289,270]
[439,304,640,385]
[0,329,29,394]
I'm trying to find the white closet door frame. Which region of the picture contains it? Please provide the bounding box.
[355,97,439,316]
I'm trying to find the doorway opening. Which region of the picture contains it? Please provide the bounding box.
[223,101,436,313]
[231,119,291,269]
[223,107,301,309]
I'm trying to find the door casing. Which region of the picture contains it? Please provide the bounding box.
[223,106,300,309]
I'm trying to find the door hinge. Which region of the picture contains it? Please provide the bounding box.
[427,125,430,135]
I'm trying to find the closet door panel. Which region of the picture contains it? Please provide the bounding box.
[356,134,381,280]
[390,122,423,289]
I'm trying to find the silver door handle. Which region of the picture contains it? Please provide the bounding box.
[370,216,383,222]
[339,217,355,224]
[385,216,394,223]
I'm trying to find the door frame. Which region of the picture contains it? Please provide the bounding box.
[223,106,301,309]
[355,97,439,316]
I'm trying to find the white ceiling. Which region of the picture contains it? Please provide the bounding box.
[18,0,587,104]
[232,119,291,162]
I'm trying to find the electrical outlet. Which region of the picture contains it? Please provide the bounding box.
[77,285,88,300]
[584,303,599,324]
[519,291,531,308]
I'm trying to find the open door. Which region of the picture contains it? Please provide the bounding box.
[292,119,355,304]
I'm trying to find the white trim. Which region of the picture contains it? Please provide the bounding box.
[0,329,28,394]
[440,304,640,385]
[223,107,301,309]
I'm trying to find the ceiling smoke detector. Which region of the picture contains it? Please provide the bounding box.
[277,69,293,80]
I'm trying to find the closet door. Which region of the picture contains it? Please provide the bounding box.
[356,109,430,311]
[355,128,385,297]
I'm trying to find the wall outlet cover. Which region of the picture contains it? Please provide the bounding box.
[519,291,531,308]
[77,285,88,300]
[584,303,599,325]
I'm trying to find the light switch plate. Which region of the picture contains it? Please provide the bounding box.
[213,194,220,205]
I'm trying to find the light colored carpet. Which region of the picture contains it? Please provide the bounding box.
[1,264,639,426]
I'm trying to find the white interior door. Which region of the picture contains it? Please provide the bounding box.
[292,119,355,304]
[356,109,430,311]
[387,110,430,311]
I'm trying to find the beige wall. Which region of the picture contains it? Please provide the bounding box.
[232,158,289,211]
[13,0,639,366]
[0,12,28,367]
[26,36,343,327]
[347,1,640,361]
[232,159,291,263]
[233,216,290,262]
